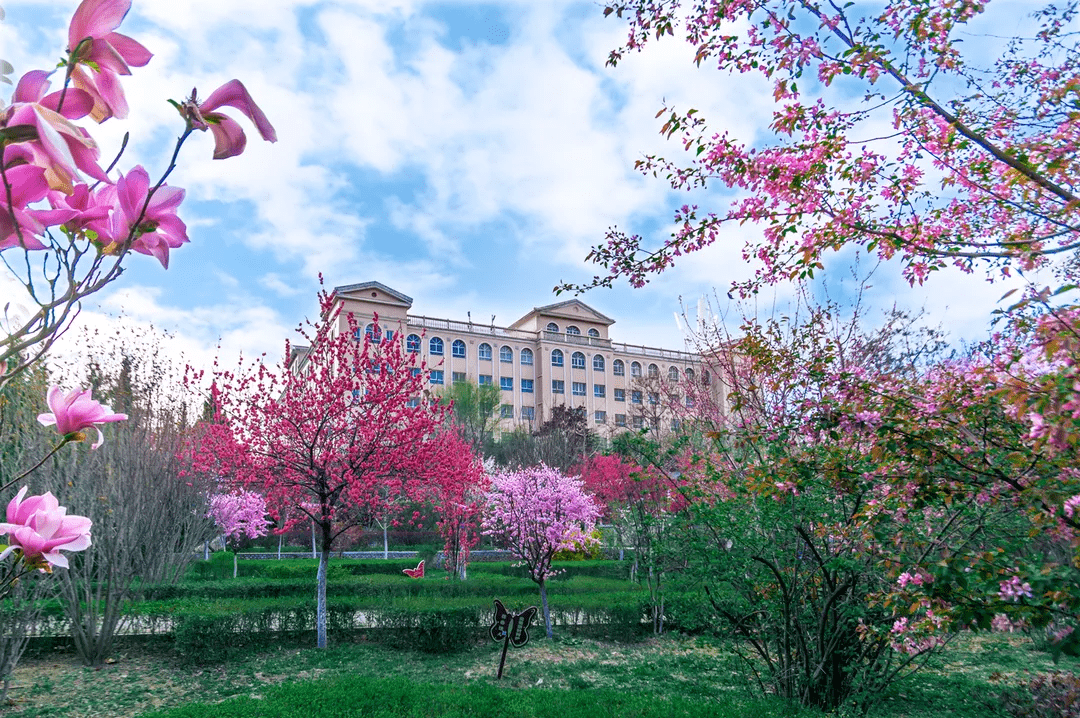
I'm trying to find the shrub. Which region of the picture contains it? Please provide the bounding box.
[1001,672,1080,718]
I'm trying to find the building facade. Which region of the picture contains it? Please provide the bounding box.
[310,281,725,435]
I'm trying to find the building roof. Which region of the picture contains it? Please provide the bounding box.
[510,298,615,329]
[332,281,414,307]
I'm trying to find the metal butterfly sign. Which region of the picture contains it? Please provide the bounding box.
[490,599,538,678]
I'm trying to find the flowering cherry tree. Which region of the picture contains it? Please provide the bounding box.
[0,0,275,386]
[208,491,270,579]
[423,430,488,580]
[482,465,599,638]
[195,287,462,649]
[565,1,1080,295]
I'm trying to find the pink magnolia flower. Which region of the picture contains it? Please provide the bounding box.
[1,100,108,194]
[66,0,152,122]
[37,385,127,449]
[179,80,278,159]
[111,165,187,268]
[0,165,51,250]
[0,487,92,569]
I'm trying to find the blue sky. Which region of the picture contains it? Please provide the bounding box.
[2,0,1038,373]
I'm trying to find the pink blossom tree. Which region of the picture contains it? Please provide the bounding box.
[482,465,600,638]
[565,1,1080,295]
[208,491,270,579]
[194,286,462,648]
[423,429,488,580]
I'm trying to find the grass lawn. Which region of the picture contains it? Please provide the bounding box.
[2,630,1075,718]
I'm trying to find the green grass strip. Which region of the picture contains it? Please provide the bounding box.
[138,674,809,718]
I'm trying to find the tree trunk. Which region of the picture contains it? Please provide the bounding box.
[203,540,209,561]
[277,532,283,560]
[539,579,552,639]
[233,551,238,579]
[316,521,332,649]
[311,520,316,559]
[383,521,388,560]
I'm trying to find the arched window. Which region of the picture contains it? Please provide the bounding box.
[684,367,695,382]
[452,339,466,358]
[571,351,586,369]
[365,323,381,344]
[631,361,642,377]
[592,355,605,372]
[429,337,444,356]
[669,366,680,381]
[588,328,600,338]
[500,346,513,363]
[702,371,711,386]
[479,343,493,361]
[613,359,625,376]
[546,322,559,333]
[406,334,421,353]
[648,363,659,378]
[521,348,534,365]
[551,349,564,367]
[566,325,581,335]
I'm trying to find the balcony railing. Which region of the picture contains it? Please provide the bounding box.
[406,315,536,341]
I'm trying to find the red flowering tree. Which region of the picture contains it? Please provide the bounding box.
[422,430,488,580]
[482,465,600,638]
[195,288,457,648]
[565,1,1079,295]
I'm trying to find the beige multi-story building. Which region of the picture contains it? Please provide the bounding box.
[310,280,723,435]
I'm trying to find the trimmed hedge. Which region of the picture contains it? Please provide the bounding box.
[185,556,428,582]
[138,674,810,718]
[154,591,645,662]
[470,560,631,581]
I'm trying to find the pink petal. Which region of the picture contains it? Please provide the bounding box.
[5,487,28,524]
[91,67,129,120]
[66,136,109,183]
[13,70,51,103]
[86,40,133,76]
[41,88,95,120]
[69,0,132,51]
[106,32,152,67]
[117,166,150,222]
[200,80,277,143]
[147,185,185,214]
[42,551,69,569]
[208,115,247,160]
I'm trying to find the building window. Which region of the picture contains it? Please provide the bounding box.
[551,349,564,367]
[649,392,659,405]
[631,361,642,377]
[594,410,606,424]
[522,406,536,421]
[685,367,695,382]
[552,380,565,394]
[648,363,659,378]
[429,337,444,356]
[452,371,466,383]
[501,404,514,419]
[686,396,695,408]
[615,413,627,427]
[669,366,680,381]
[406,334,421,353]
[385,330,395,342]
[546,322,559,333]
[364,323,381,344]
[703,371,711,386]
[593,355,605,372]
[500,377,513,391]
[430,370,444,385]
[566,325,581,335]
[613,359,625,376]
[672,418,682,431]
[571,352,586,369]
[633,416,644,429]
[521,348,534,365]
[479,343,492,361]
[500,346,513,363]
[631,390,642,404]
[572,382,586,396]
[614,388,625,402]
[479,375,493,386]
[410,368,422,378]
[588,328,600,338]
[406,398,419,408]
[521,379,534,393]
[452,339,466,358]
[594,384,605,398]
